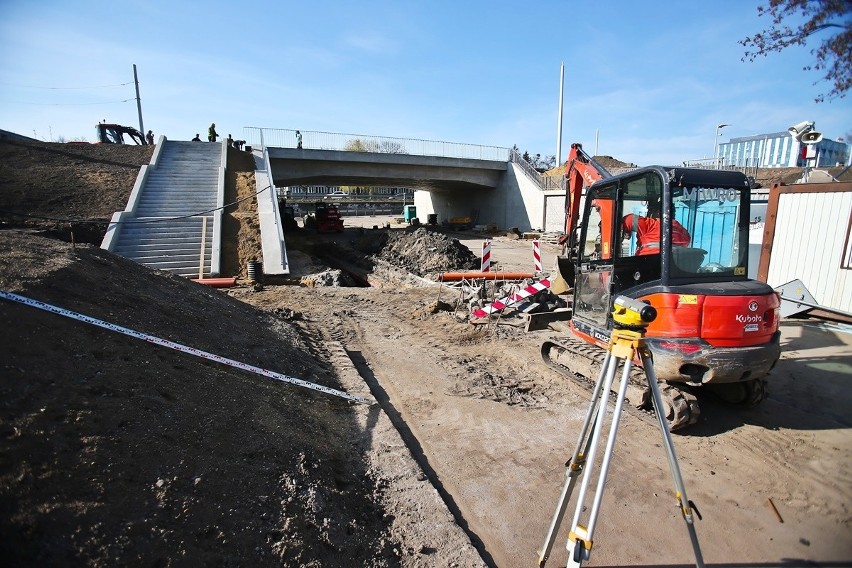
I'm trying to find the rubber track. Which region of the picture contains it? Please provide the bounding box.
[540,334,699,431]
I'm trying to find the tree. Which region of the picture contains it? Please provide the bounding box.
[522,151,557,171]
[740,0,852,102]
[344,138,406,154]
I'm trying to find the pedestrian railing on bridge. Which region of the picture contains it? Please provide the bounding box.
[243,127,510,162]
[243,127,569,192]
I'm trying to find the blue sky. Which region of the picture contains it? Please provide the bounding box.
[1,0,849,166]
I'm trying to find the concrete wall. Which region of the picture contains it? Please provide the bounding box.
[497,162,546,231]
[412,161,547,231]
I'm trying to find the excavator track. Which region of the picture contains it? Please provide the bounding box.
[541,334,700,431]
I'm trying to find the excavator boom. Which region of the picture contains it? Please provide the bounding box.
[562,143,611,251]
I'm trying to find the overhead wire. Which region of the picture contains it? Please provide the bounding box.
[0,80,137,106]
[0,81,135,89]
[2,99,134,106]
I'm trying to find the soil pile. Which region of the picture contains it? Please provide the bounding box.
[356,227,479,276]
[0,231,403,566]
[0,140,485,567]
[0,139,153,243]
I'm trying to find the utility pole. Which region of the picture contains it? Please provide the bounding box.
[133,64,144,138]
[556,63,565,167]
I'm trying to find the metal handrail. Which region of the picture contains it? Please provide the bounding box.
[243,127,509,161]
[509,149,544,183]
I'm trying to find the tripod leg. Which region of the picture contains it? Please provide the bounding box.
[566,355,634,567]
[640,349,706,568]
[564,352,627,567]
[538,350,614,567]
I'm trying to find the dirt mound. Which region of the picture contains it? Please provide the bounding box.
[0,230,398,566]
[0,140,153,243]
[356,227,479,276]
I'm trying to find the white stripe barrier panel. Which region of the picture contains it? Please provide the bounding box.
[0,290,373,405]
[481,239,491,272]
[472,277,551,318]
[533,239,542,273]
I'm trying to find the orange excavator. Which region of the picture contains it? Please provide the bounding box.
[542,143,781,429]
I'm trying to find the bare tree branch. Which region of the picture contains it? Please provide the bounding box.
[740,0,852,102]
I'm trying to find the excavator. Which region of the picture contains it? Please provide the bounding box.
[541,143,781,430]
[95,123,147,145]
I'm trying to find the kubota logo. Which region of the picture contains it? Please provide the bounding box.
[748,301,759,312]
[736,314,761,323]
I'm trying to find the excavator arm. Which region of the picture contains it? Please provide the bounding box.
[562,143,611,251]
[553,144,612,291]
[96,123,147,145]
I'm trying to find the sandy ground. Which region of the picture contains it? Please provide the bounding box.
[271,212,852,566]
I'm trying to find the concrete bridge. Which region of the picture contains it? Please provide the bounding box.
[244,128,567,233]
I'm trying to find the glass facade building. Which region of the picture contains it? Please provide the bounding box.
[718,132,851,168]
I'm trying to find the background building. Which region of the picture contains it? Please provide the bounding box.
[717,131,851,168]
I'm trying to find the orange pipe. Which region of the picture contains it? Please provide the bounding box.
[438,272,535,282]
[192,277,237,288]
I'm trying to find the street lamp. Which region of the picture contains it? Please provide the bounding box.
[714,123,729,165]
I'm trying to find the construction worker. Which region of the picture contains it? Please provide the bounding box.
[208,123,218,142]
[622,199,690,255]
[146,130,154,145]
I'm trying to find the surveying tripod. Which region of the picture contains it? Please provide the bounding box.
[538,295,704,568]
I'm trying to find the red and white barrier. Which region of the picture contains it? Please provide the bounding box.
[472,277,551,318]
[481,239,491,272]
[532,240,542,273]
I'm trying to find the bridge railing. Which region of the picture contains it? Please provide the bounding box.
[242,127,510,161]
[682,157,759,178]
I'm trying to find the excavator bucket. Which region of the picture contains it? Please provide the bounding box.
[550,256,574,295]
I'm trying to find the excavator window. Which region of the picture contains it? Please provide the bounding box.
[618,173,666,257]
[671,185,747,275]
[580,192,616,262]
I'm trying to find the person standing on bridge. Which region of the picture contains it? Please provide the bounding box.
[295,130,302,149]
[146,130,154,145]
[208,123,218,142]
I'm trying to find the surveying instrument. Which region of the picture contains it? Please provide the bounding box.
[538,295,704,568]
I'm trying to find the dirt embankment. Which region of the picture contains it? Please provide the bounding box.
[0,139,488,566]
[0,140,154,243]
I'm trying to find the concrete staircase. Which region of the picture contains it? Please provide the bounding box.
[102,140,224,278]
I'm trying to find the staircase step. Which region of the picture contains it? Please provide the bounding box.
[123,252,210,263]
[109,138,226,278]
[115,241,212,252]
[118,231,212,241]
